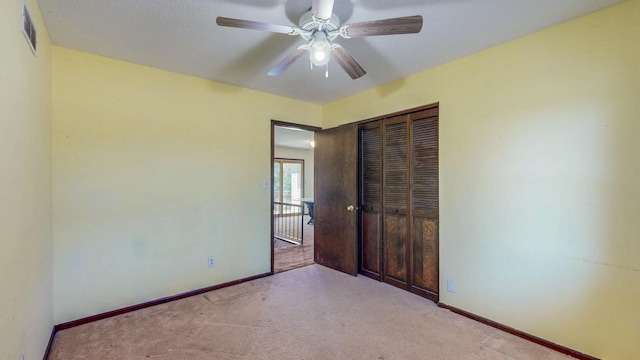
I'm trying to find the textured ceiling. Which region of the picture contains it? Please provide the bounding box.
[39,0,624,104]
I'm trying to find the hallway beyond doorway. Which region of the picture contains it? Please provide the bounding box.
[274,215,314,273]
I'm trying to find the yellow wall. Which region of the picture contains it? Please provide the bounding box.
[324,1,640,359]
[51,47,322,324]
[0,0,53,359]
[40,1,638,358]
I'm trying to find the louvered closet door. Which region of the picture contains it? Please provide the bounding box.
[359,122,383,279]
[410,108,439,301]
[383,115,410,288]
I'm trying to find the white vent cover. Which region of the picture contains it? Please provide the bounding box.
[22,0,37,54]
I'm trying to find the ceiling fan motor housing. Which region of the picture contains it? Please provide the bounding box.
[299,11,340,41]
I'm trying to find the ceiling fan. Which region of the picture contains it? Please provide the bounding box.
[216,0,423,79]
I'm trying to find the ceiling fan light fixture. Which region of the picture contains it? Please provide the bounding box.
[217,4,423,80]
[309,31,331,67]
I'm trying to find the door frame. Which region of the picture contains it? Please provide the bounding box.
[270,120,321,274]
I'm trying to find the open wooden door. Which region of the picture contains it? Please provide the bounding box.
[314,123,358,276]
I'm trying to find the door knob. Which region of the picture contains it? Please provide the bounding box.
[346,205,355,212]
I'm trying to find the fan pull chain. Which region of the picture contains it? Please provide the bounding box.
[325,63,329,78]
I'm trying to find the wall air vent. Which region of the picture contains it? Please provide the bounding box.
[22,0,37,55]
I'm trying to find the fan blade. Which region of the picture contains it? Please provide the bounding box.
[216,17,295,35]
[341,15,423,38]
[312,0,335,21]
[332,46,366,79]
[268,48,307,76]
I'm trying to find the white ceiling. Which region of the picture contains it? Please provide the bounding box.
[39,0,624,105]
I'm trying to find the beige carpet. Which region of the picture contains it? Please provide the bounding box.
[48,265,572,360]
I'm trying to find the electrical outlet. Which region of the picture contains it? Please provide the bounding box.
[19,352,24,360]
[208,256,215,268]
[447,279,456,293]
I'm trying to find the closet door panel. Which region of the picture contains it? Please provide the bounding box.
[412,217,438,293]
[359,124,382,278]
[410,110,439,301]
[361,212,381,276]
[383,117,409,288]
[384,213,407,285]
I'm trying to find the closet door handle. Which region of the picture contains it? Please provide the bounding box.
[395,208,399,214]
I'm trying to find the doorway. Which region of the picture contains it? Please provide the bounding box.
[271,121,320,273]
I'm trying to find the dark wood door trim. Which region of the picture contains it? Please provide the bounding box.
[355,102,439,126]
[272,120,322,133]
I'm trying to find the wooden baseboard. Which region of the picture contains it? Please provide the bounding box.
[42,326,57,360]
[437,303,599,360]
[55,272,272,331]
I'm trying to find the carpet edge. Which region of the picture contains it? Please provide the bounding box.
[436,302,600,360]
[55,272,272,331]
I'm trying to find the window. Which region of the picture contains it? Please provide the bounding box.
[273,159,304,214]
